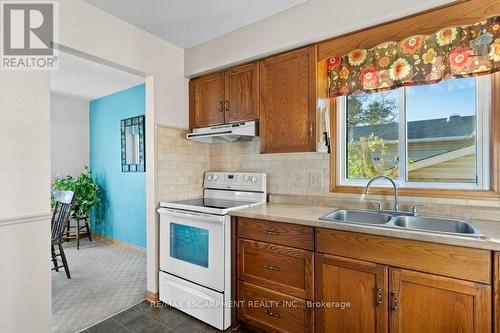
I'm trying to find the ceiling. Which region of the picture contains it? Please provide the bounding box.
[50,52,144,101]
[85,0,306,48]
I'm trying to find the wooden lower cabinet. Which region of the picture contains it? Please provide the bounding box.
[315,254,388,333]
[238,239,314,299]
[315,257,491,333]
[236,218,314,332]
[390,268,491,333]
[237,217,314,251]
[236,220,495,333]
[238,281,314,333]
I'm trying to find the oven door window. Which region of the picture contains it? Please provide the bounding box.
[170,223,209,268]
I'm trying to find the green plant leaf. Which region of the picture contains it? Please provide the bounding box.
[51,166,102,224]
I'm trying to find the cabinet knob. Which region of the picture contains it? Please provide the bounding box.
[265,230,279,236]
[218,101,223,112]
[224,100,229,112]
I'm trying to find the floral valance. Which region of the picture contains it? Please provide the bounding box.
[327,16,500,98]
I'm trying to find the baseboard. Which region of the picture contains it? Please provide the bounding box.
[90,233,146,253]
[144,290,159,303]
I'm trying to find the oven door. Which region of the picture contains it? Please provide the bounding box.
[159,208,226,292]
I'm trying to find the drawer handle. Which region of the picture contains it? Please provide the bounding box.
[263,264,280,271]
[265,230,279,236]
[264,309,280,318]
[391,292,398,311]
[376,288,383,307]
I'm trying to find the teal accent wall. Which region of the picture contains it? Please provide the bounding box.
[90,84,146,248]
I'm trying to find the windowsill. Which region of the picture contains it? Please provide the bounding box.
[330,183,500,200]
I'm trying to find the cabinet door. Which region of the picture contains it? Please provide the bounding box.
[189,72,225,128]
[225,63,259,123]
[260,46,316,153]
[316,254,388,333]
[390,268,491,333]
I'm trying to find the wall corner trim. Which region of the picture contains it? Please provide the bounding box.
[0,212,52,227]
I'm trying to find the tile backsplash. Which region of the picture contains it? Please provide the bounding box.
[156,133,500,221]
[156,126,209,202]
[209,140,330,196]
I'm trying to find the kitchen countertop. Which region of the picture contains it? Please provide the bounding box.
[229,203,500,252]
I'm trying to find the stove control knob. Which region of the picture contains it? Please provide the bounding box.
[213,175,218,181]
[244,175,250,182]
[251,176,257,183]
[207,175,212,181]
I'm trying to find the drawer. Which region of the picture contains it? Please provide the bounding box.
[238,281,313,333]
[238,239,314,299]
[316,228,491,284]
[237,217,314,250]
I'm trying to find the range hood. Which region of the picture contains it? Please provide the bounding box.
[187,121,258,143]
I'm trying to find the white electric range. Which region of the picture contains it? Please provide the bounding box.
[158,172,267,330]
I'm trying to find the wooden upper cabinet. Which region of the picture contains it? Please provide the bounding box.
[189,63,259,129]
[390,268,491,333]
[189,72,225,128]
[225,63,259,123]
[316,253,388,333]
[260,46,316,153]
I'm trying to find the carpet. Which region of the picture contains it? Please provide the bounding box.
[51,240,146,333]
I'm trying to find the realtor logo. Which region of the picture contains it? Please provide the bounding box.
[1,1,58,70]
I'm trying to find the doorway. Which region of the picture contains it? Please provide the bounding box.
[50,49,150,333]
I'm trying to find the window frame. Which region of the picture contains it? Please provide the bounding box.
[329,73,500,199]
[336,76,491,190]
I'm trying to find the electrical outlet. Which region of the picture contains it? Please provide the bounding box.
[309,171,323,187]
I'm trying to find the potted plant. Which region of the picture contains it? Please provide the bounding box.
[52,166,101,223]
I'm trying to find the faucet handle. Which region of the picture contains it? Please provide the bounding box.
[369,200,383,211]
[411,203,424,214]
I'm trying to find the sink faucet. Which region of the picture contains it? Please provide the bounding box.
[364,176,399,212]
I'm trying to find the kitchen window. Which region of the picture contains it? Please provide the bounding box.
[336,76,491,190]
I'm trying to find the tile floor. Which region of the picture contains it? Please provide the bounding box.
[82,301,251,333]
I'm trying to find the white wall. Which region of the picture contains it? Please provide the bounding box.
[0,1,187,332]
[184,0,454,76]
[0,69,52,333]
[0,219,51,333]
[59,0,187,127]
[51,94,89,180]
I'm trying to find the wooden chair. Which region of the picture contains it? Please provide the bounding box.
[51,190,74,279]
[65,207,92,250]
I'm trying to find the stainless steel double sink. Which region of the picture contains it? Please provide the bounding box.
[319,209,484,238]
